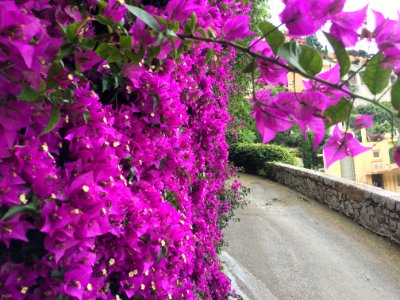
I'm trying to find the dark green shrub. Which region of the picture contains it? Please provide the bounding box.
[229,143,296,174]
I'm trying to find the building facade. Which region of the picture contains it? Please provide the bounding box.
[324,130,400,192]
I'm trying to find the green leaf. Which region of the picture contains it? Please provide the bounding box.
[102,75,114,92]
[83,111,91,124]
[323,32,350,78]
[277,42,323,76]
[1,202,36,221]
[258,21,284,55]
[50,270,64,280]
[171,21,180,34]
[114,75,122,89]
[95,43,111,59]
[277,41,302,71]
[96,15,114,26]
[47,63,65,89]
[157,246,167,263]
[147,46,161,62]
[204,48,214,66]
[153,95,159,110]
[208,28,217,39]
[40,106,61,135]
[243,60,257,73]
[120,35,132,50]
[59,43,75,58]
[324,98,352,128]
[391,78,400,110]
[157,16,168,26]
[65,22,83,42]
[155,32,165,44]
[184,13,197,35]
[165,29,177,37]
[97,0,108,9]
[196,28,207,38]
[178,40,194,55]
[96,43,121,63]
[126,45,144,65]
[80,38,97,51]
[19,85,41,103]
[120,155,133,165]
[124,4,160,32]
[362,52,393,95]
[127,167,137,185]
[298,45,323,76]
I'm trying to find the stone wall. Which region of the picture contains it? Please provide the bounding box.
[263,162,400,244]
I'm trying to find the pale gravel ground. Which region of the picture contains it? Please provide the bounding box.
[222,173,400,300]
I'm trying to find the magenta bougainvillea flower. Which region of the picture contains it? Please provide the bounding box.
[74,50,103,72]
[251,39,288,86]
[103,0,127,22]
[330,5,368,47]
[0,1,254,298]
[303,64,349,104]
[280,0,347,37]
[223,15,254,41]
[373,10,400,68]
[252,90,293,143]
[323,125,371,168]
[166,0,204,22]
[280,0,367,46]
[393,146,400,167]
[280,0,325,37]
[274,91,328,150]
[353,115,374,130]
[253,89,331,150]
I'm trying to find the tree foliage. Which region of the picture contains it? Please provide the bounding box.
[305,35,325,54]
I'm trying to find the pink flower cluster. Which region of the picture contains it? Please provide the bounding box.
[253,65,346,151]
[0,1,250,299]
[280,0,367,46]
[252,2,400,168]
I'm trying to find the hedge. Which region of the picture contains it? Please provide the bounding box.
[229,143,297,174]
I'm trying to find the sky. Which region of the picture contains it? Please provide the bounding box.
[268,0,400,53]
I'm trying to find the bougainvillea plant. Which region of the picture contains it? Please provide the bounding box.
[0,0,399,299]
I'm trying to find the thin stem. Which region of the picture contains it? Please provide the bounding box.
[345,98,355,133]
[251,57,256,100]
[0,63,12,73]
[253,98,295,124]
[340,58,371,88]
[0,69,15,81]
[376,86,392,102]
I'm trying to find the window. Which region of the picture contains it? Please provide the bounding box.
[373,151,380,158]
[373,162,382,169]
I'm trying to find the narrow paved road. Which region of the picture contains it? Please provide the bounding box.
[222,173,400,300]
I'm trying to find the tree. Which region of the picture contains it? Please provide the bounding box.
[348,49,368,57]
[352,102,399,134]
[305,35,324,53]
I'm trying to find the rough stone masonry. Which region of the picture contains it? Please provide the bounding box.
[263,163,400,245]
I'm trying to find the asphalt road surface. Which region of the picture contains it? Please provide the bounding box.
[222,173,400,300]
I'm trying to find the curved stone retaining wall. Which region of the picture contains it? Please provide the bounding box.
[263,162,400,244]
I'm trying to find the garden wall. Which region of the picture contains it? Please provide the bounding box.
[263,163,400,245]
